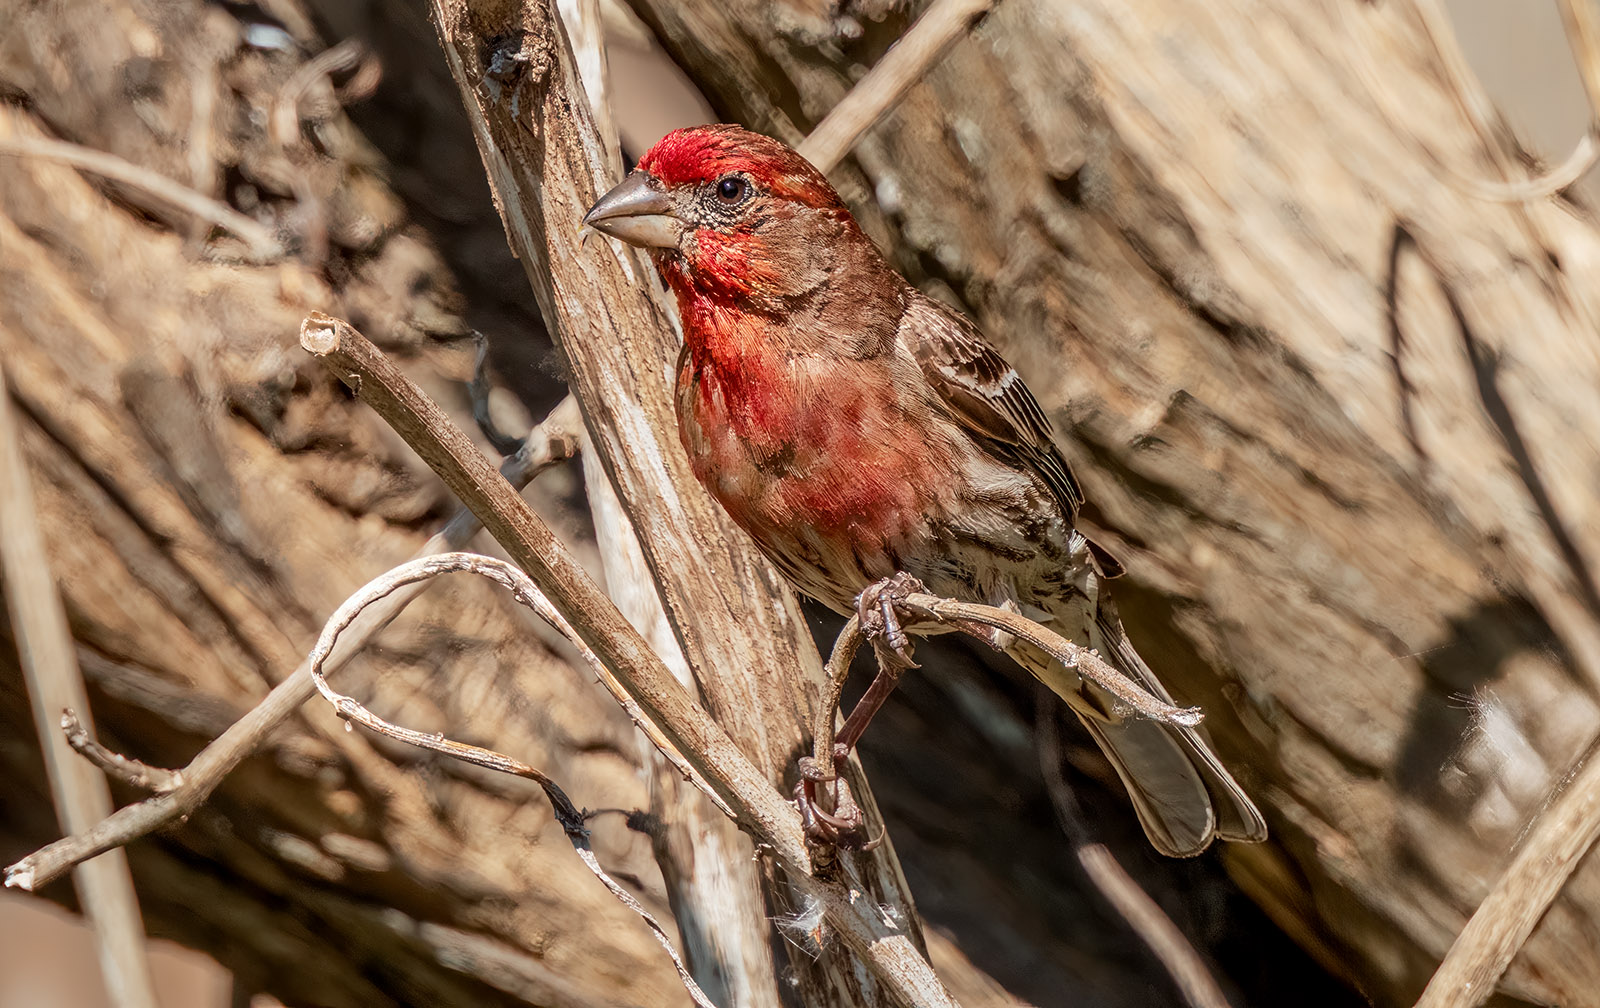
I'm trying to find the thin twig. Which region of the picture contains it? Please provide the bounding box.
[797,0,998,173]
[305,551,718,1008]
[5,393,583,891]
[1037,693,1232,1008]
[268,39,370,266]
[1340,0,1598,202]
[0,360,160,1008]
[270,38,372,146]
[1560,0,1600,119]
[467,332,527,456]
[1549,0,1600,198]
[0,134,282,257]
[1413,738,1600,1008]
[812,616,865,769]
[811,592,1199,773]
[61,710,184,794]
[900,593,1202,727]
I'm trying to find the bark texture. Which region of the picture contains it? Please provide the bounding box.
[622,0,1600,1004]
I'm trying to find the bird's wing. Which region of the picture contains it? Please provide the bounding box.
[901,291,1086,523]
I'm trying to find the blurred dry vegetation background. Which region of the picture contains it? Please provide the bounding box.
[2,1,1600,1007]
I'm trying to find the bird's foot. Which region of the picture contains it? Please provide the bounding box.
[855,572,928,672]
[795,573,929,854]
[794,755,879,851]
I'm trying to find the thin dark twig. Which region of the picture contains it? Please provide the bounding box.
[1037,690,1232,1008]
[61,710,184,793]
[468,331,527,456]
[305,551,718,1008]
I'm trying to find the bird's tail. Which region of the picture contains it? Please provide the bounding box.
[1014,591,1267,857]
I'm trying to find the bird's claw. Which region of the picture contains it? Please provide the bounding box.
[794,765,878,851]
[856,572,927,672]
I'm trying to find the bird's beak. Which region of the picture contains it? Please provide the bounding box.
[583,172,683,249]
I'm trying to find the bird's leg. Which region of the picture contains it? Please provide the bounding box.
[795,574,927,850]
[833,658,905,757]
[841,571,932,751]
[837,572,928,756]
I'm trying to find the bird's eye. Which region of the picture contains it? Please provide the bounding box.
[715,175,750,204]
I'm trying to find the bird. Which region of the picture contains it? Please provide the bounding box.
[583,123,1266,856]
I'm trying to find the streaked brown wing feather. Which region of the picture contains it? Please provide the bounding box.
[902,292,1086,521]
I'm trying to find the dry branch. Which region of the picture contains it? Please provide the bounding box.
[1037,696,1231,1008]
[303,551,718,1008]
[1414,739,1600,1008]
[812,592,1202,776]
[906,594,1201,725]
[0,134,281,257]
[796,0,998,173]
[5,392,582,891]
[0,358,159,1008]
[61,710,184,794]
[467,331,531,456]
[543,17,777,999]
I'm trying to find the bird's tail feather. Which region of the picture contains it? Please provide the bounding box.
[1015,596,1266,857]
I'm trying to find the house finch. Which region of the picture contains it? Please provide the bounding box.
[584,124,1265,856]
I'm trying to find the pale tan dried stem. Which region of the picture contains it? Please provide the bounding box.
[548,23,773,994]
[797,0,997,173]
[1340,0,1599,202]
[4,392,582,891]
[0,358,159,1008]
[1559,0,1600,128]
[0,134,281,257]
[1413,739,1600,1008]
[61,710,184,794]
[270,39,369,148]
[303,551,719,1008]
[903,594,1202,726]
[812,616,865,769]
